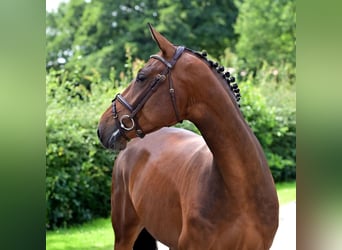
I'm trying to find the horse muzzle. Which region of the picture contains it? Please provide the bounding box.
[97,125,128,151]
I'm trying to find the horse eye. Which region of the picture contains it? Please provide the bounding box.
[136,73,146,82]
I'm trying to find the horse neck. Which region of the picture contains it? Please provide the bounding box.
[186,69,273,202]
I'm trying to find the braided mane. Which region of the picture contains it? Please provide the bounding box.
[185,48,241,107]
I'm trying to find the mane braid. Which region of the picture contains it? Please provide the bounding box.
[184,48,241,107]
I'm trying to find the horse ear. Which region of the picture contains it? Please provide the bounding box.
[148,23,175,58]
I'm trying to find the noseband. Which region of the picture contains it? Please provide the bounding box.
[111,46,185,139]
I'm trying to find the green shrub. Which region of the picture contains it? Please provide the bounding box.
[46,69,116,229]
[239,76,296,182]
[219,49,296,181]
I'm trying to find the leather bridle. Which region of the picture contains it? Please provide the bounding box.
[111,46,185,140]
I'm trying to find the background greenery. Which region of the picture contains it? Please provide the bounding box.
[46,0,296,229]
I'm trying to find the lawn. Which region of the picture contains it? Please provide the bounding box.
[46,218,113,250]
[276,181,296,205]
[46,181,296,250]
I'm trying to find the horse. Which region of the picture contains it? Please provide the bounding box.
[97,23,279,249]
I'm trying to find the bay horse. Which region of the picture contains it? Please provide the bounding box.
[97,24,279,249]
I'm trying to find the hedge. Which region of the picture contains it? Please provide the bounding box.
[46,70,116,229]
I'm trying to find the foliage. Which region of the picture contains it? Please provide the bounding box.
[238,75,296,182]
[217,49,296,181]
[46,0,238,83]
[234,0,296,72]
[156,0,238,58]
[46,69,116,229]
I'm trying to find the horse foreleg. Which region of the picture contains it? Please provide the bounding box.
[111,191,142,250]
[112,210,141,250]
[112,214,141,250]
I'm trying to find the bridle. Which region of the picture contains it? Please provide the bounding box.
[111,46,185,140]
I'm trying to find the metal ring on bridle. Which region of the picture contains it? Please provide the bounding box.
[119,115,135,131]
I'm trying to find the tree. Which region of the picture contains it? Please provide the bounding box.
[156,0,238,58]
[46,0,87,69]
[234,0,296,70]
[46,0,238,83]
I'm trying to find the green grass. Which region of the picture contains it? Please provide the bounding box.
[276,181,296,205]
[46,182,296,250]
[46,218,113,250]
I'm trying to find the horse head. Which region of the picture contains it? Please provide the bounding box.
[98,24,189,150]
[97,24,239,151]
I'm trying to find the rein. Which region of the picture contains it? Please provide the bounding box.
[111,46,185,139]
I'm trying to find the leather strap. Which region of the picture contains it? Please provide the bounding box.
[112,46,185,139]
[150,46,185,122]
[150,46,185,69]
